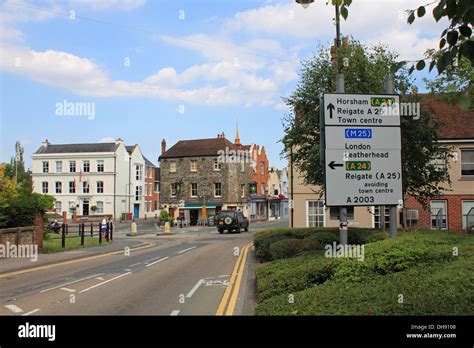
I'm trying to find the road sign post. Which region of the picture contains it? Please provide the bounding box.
[323,87,403,242]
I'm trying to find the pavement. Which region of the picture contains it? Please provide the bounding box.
[0,219,288,316]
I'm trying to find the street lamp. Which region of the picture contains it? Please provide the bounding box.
[295,0,314,9]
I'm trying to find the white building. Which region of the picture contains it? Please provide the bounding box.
[31,139,146,219]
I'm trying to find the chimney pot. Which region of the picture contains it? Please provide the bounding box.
[161,138,167,155]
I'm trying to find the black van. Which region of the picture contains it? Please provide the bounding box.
[216,210,249,233]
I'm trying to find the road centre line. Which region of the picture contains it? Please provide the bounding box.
[79,272,131,294]
[39,273,105,293]
[60,287,76,293]
[144,255,165,264]
[129,262,142,267]
[145,257,169,268]
[177,246,196,254]
[186,279,204,298]
[170,310,180,316]
[22,309,41,316]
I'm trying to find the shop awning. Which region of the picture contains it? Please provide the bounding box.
[183,202,223,210]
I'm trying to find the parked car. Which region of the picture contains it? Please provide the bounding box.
[216,210,249,233]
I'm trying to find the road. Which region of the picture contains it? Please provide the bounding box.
[0,219,287,316]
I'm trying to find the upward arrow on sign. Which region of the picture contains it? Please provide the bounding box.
[326,103,335,119]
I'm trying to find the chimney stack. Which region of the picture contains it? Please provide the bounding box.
[161,138,167,155]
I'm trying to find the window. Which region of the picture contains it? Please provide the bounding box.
[170,183,178,197]
[430,200,447,229]
[83,160,90,173]
[55,201,62,214]
[307,200,324,227]
[462,201,474,231]
[170,161,177,173]
[55,181,62,194]
[374,206,390,229]
[69,181,75,194]
[241,184,245,198]
[83,181,89,194]
[97,181,104,193]
[42,182,48,194]
[135,186,142,200]
[191,183,198,197]
[214,183,222,197]
[260,183,265,195]
[97,160,104,172]
[154,182,160,193]
[190,160,197,172]
[213,159,221,171]
[461,149,474,176]
[56,161,62,173]
[260,162,265,175]
[96,201,104,214]
[330,207,355,220]
[154,201,158,211]
[42,161,49,173]
[69,161,76,173]
[136,164,142,180]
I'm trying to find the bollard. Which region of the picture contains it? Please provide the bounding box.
[90,223,93,237]
[81,223,85,246]
[106,222,110,242]
[131,222,137,234]
[99,223,102,244]
[61,223,66,248]
[66,223,69,235]
[110,221,113,241]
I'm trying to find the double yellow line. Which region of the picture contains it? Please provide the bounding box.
[216,242,252,316]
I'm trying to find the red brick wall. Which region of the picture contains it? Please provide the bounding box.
[145,166,159,212]
[250,145,269,195]
[405,195,474,232]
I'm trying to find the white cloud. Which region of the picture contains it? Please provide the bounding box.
[99,136,116,143]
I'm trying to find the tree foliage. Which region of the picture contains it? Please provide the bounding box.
[282,41,452,207]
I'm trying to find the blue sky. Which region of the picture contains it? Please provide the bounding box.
[0,0,447,168]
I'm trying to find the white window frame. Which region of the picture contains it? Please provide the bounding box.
[42,161,49,173]
[306,200,325,228]
[462,200,474,231]
[69,160,76,173]
[83,160,90,173]
[97,181,104,194]
[55,201,62,214]
[96,201,104,214]
[170,161,177,173]
[190,160,197,172]
[55,181,62,194]
[460,148,474,177]
[97,160,104,173]
[191,183,198,197]
[214,182,222,197]
[430,200,448,230]
[69,181,75,194]
[170,183,177,198]
[82,181,89,194]
[55,161,62,173]
[213,159,221,171]
[42,182,48,194]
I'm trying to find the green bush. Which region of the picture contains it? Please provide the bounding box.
[306,231,338,246]
[269,239,319,260]
[255,229,474,315]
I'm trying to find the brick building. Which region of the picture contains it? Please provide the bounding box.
[143,156,160,218]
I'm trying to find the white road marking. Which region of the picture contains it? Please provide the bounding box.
[22,309,41,316]
[186,279,204,298]
[79,272,131,293]
[218,274,229,278]
[5,304,23,313]
[60,287,76,293]
[170,310,180,316]
[96,277,104,280]
[177,246,196,254]
[124,268,131,272]
[128,263,141,267]
[145,257,169,268]
[144,256,164,264]
[40,273,105,293]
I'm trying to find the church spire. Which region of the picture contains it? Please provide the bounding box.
[235,123,241,145]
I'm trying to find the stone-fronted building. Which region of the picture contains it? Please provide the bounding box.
[159,134,251,225]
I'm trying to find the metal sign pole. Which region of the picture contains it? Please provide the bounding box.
[384,76,397,238]
[336,74,348,245]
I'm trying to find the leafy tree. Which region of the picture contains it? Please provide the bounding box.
[406,0,474,73]
[423,49,474,109]
[282,41,453,208]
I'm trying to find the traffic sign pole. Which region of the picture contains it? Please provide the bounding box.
[384,76,398,238]
[336,74,348,246]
